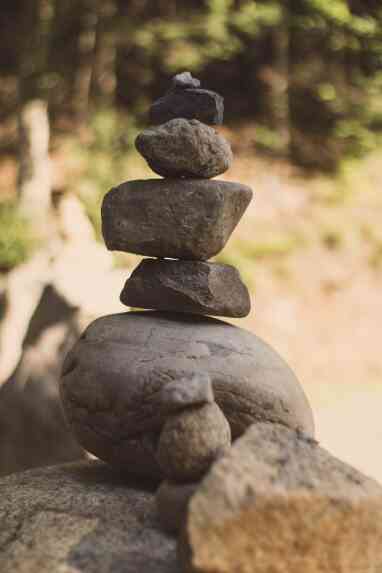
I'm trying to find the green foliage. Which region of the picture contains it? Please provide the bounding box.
[2,0,382,171]
[0,201,37,271]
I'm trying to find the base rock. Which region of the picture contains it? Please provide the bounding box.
[0,460,179,573]
[180,422,382,573]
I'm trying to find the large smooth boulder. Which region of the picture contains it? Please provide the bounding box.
[60,311,314,480]
[101,179,252,260]
[120,259,251,318]
[0,460,179,573]
[180,423,382,573]
[135,119,232,179]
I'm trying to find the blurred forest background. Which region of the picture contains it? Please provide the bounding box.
[0,0,381,481]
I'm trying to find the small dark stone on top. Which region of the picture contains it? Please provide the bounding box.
[171,71,201,90]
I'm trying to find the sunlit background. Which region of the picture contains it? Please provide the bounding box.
[0,0,381,481]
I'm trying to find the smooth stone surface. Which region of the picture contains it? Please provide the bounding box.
[120,259,251,318]
[157,403,231,483]
[135,119,232,179]
[180,423,382,573]
[150,88,224,125]
[101,179,253,260]
[156,480,198,534]
[60,311,314,480]
[0,460,179,573]
[153,372,214,414]
[171,71,200,90]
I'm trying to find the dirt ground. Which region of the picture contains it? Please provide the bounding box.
[222,151,382,482]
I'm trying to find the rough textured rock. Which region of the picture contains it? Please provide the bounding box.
[101,179,253,260]
[121,259,251,317]
[60,311,314,480]
[135,119,232,179]
[171,71,200,90]
[157,403,231,483]
[0,460,179,573]
[180,423,382,573]
[150,88,224,125]
[156,480,198,534]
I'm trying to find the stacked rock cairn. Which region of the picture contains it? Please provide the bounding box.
[59,73,382,572]
[60,70,314,531]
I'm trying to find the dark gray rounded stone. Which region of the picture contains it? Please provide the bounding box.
[101,179,253,260]
[120,259,251,318]
[157,403,231,483]
[150,88,224,125]
[156,480,198,535]
[60,312,314,480]
[135,119,233,179]
[0,460,179,573]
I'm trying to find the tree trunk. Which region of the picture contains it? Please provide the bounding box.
[90,0,117,106]
[17,100,52,224]
[73,0,99,122]
[17,0,53,228]
[270,4,291,156]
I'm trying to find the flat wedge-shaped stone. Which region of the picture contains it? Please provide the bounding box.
[150,88,224,125]
[180,423,382,573]
[101,179,253,260]
[120,259,251,317]
[60,311,314,481]
[135,119,233,179]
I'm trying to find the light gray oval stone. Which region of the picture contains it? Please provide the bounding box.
[120,259,251,318]
[101,179,253,260]
[156,403,231,483]
[0,460,179,573]
[135,119,233,179]
[60,312,314,480]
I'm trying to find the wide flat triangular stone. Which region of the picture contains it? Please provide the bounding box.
[101,179,253,260]
[120,259,251,317]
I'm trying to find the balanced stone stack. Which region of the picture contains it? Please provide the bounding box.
[56,72,382,573]
[60,70,314,517]
[103,72,252,319]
